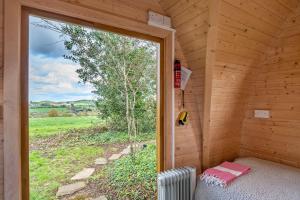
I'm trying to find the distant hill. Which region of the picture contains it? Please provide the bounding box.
[30,100,96,107]
[29,100,98,117]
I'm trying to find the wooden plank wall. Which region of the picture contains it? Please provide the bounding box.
[174,41,202,171]
[240,5,300,168]
[0,0,3,198]
[205,0,299,167]
[60,0,165,24]
[158,0,209,171]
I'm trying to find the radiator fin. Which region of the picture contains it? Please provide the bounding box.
[158,167,196,200]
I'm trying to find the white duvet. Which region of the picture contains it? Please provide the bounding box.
[195,157,300,200]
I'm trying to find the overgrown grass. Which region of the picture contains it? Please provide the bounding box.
[30,145,104,200]
[74,131,155,145]
[29,116,103,138]
[102,144,157,200]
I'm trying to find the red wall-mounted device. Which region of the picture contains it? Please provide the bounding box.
[174,59,181,88]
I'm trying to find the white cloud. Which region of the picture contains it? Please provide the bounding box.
[31,62,79,84]
[29,54,94,100]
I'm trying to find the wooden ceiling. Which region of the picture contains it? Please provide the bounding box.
[158,0,300,168]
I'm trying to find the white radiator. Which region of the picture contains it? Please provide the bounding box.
[158,167,196,200]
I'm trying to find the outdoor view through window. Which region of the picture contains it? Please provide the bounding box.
[29,15,159,200]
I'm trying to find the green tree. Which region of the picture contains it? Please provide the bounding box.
[42,22,158,137]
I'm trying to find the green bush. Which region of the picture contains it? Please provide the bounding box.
[106,144,157,200]
[48,109,59,117]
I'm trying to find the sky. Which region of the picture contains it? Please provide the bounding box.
[29,16,95,102]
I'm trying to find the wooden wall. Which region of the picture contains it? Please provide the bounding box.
[174,41,202,170]
[240,5,300,168]
[0,0,3,198]
[60,0,165,24]
[158,0,300,169]
[204,0,300,167]
[158,0,208,171]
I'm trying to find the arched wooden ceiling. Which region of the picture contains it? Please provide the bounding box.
[158,0,300,168]
[204,0,300,167]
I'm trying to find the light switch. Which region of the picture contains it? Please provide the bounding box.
[254,110,270,119]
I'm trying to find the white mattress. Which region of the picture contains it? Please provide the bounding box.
[195,157,300,200]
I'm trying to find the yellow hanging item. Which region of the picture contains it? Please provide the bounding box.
[178,111,188,126]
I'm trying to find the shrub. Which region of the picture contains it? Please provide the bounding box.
[78,111,89,116]
[61,112,74,117]
[48,109,59,117]
[106,144,157,200]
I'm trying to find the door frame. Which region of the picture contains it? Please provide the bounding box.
[4,1,174,200]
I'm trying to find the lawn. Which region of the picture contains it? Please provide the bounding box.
[30,145,104,200]
[29,116,103,138]
[29,115,157,200]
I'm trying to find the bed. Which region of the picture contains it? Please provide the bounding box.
[195,157,300,200]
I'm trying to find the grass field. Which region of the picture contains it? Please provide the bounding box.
[30,145,104,200]
[29,114,156,200]
[29,116,103,138]
[29,115,106,199]
[29,107,69,113]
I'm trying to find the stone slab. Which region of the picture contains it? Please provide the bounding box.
[92,195,107,200]
[56,182,86,197]
[95,157,108,165]
[71,168,95,180]
[108,153,122,161]
[120,147,131,155]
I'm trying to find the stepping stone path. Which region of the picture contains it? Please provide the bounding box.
[58,143,151,198]
[56,182,86,197]
[95,157,108,165]
[92,196,108,200]
[71,168,95,180]
[109,153,122,161]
